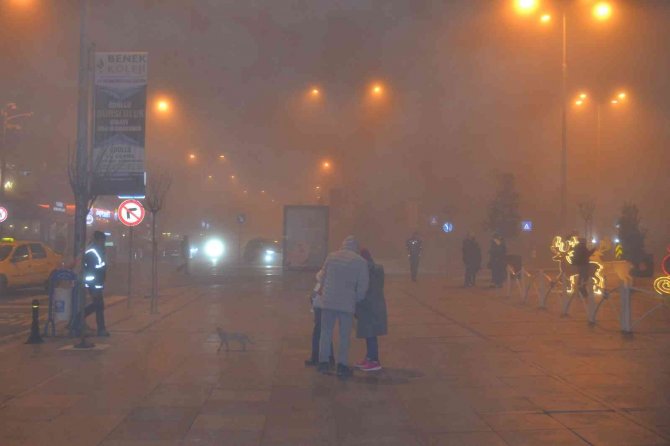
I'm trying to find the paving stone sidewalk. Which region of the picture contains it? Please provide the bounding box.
[0,273,669,446]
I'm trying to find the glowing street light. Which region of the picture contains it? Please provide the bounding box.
[371,84,384,97]
[156,99,170,113]
[515,0,539,15]
[188,153,196,160]
[575,99,584,106]
[310,87,321,98]
[617,92,626,100]
[593,2,613,21]
[321,160,332,171]
[230,175,236,180]
[218,154,225,160]
[540,13,551,24]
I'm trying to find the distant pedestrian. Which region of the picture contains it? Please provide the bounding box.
[315,236,369,378]
[82,231,109,336]
[304,279,334,367]
[488,234,507,288]
[462,232,481,287]
[177,235,190,275]
[406,231,423,282]
[572,237,595,296]
[354,248,387,372]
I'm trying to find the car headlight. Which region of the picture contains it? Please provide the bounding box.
[264,250,275,263]
[204,239,225,259]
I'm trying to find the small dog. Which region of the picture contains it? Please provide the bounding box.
[216,327,253,352]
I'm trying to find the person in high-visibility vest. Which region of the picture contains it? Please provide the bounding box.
[83,231,109,336]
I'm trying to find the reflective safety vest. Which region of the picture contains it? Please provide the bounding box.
[83,244,107,289]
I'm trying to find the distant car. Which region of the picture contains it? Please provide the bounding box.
[244,238,282,265]
[0,238,63,295]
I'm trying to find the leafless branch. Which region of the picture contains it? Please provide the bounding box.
[145,170,172,214]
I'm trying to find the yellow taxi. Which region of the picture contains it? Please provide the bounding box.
[0,238,63,294]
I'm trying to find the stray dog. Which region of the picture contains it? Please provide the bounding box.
[216,327,253,352]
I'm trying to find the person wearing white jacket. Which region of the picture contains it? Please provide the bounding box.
[315,236,369,377]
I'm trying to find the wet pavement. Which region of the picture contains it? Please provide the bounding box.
[0,268,669,445]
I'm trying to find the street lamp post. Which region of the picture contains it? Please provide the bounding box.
[515,1,613,229]
[560,9,568,229]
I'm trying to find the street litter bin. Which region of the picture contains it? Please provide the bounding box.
[44,269,77,337]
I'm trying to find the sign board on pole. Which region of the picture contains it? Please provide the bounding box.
[237,214,246,225]
[442,222,454,233]
[0,207,7,223]
[117,199,145,227]
[521,220,533,232]
[86,213,95,226]
[92,52,148,196]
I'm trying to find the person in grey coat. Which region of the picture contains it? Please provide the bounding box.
[354,249,387,372]
[315,236,370,378]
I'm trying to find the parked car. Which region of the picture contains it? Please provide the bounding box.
[0,238,63,295]
[244,238,282,265]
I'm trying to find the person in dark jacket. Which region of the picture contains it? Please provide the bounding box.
[462,232,482,287]
[488,234,507,288]
[83,231,109,336]
[572,237,596,296]
[354,249,387,372]
[406,231,422,282]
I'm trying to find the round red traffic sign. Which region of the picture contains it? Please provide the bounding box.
[0,207,8,223]
[117,200,145,227]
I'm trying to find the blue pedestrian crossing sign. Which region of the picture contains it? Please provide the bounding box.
[521,220,533,232]
[442,222,454,233]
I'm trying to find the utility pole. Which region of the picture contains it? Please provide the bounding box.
[73,0,94,349]
[560,10,568,231]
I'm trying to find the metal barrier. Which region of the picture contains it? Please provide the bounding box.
[505,266,669,333]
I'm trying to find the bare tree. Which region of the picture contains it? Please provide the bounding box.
[578,199,596,244]
[145,171,172,313]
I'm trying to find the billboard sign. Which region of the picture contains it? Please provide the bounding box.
[283,206,329,270]
[92,52,147,196]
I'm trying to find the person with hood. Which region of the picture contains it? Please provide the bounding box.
[462,232,482,287]
[354,249,387,372]
[315,236,370,378]
[406,231,423,282]
[488,234,507,288]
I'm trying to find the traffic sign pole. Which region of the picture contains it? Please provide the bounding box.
[127,227,133,309]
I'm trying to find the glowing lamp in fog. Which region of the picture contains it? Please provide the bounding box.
[204,239,225,259]
[593,2,612,21]
[591,237,598,245]
[539,14,551,24]
[515,0,539,15]
[617,92,626,100]
[156,100,170,113]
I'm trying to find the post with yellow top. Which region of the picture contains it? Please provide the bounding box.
[25,299,44,344]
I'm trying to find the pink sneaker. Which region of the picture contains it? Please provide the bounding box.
[361,360,382,372]
[354,359,368,369]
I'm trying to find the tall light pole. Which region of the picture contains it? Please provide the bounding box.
[514,0,614,229]
[0,104,33,200]
[560,9,568,229]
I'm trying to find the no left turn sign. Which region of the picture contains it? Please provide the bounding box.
[0,207,7,223]
[118,199,145,227]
